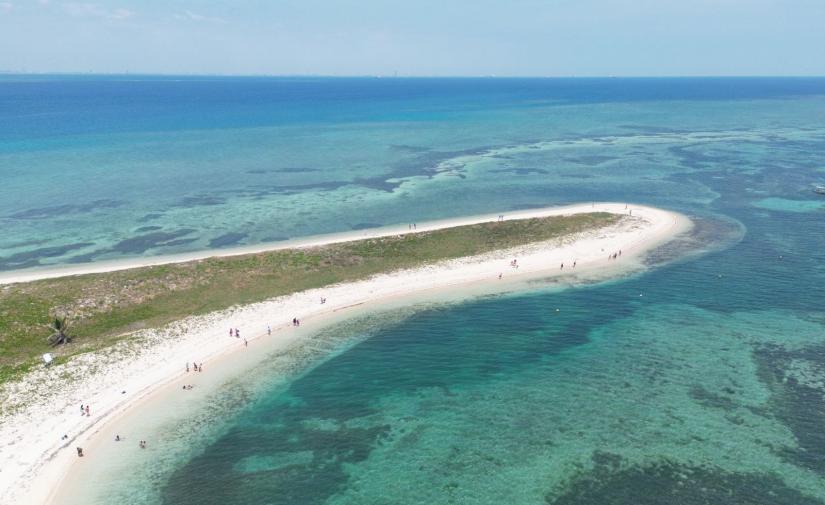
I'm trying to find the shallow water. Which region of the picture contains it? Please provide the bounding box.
[10,77,825,503]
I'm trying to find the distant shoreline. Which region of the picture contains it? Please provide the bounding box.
[0,203,691,505]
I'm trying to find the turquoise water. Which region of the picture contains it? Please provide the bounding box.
[8,77,825,503]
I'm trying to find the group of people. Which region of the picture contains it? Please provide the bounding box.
[79,404,90,416]
[407,223,417,230]
[509,259,519,269]
[497,215,505,222]
[182,384,194,390]
[229,328,241,338]
[608,250,622,260]
[292,318,301,326]
[185,362,203,372]
[77,436,146,458]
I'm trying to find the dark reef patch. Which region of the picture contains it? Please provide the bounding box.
[135,226,163,233]
[351,223,382,230]
[754,342,825,475]
[276,167,321,173]
[547,454,823,505]
[110,229,197,254]
[162,238,199,248]
[491,167,549,175]
[688,385,737,411]
[0,242,94,270]
[174,195,226,207]
[562,155,619,166]
[619,124,689,134]
[137,213,163,223]
[389,144,432,153]
[3,238,51,249]
[8,199,123,220]
[161,423,391,505]
[208,232,248,248]
[246,167,321,174]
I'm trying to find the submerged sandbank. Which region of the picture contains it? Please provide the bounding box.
[0,203,690,505]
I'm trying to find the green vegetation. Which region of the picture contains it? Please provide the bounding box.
[0,212,620,383]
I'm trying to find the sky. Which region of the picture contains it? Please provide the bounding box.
[0,0,824,76]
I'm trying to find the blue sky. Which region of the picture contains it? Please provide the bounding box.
[1,0,823,76]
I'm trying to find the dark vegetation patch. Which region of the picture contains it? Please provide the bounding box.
[547,453,823,505]
[0,213,620,383]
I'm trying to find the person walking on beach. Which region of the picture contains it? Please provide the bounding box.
[85,405,90,416]
[267,325,271,336]
[186,363,189,372]
[244,339,248,347]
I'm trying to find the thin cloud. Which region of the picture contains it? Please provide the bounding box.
[174,10,226,24]
[0,2,14,13]
[63,2,133,20]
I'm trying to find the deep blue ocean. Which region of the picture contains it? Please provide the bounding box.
[4,76,825,503]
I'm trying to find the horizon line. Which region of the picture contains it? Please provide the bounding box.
[1,71,825,80]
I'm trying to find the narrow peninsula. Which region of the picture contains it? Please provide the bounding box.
[0,203,690,505]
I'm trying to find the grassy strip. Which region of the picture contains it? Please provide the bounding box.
[0,212,620,383]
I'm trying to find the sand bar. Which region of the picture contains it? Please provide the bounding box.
[0,203,691,504]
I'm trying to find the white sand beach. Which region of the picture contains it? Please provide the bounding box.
[0,203,691,505]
